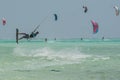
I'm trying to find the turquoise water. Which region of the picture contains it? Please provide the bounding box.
[0,39,120,80]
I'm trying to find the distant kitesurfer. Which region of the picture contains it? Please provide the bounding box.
[45,38,47,42]
[54,38,56,41]
[102,37,104,40]
[81,38,83,40]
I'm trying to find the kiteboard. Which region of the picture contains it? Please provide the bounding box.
[16,28,19,44]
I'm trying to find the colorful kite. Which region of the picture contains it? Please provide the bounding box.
[2,17,6,26]
[91,20,99,34]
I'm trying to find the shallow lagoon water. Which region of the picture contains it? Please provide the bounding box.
[0,39,120,80]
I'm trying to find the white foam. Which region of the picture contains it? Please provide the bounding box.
[13,46,91,62]
[12,46,112,69]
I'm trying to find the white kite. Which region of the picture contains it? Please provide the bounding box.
[114,6,119,16]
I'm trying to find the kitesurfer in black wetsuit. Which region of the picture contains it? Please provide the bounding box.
[18,31,39,40]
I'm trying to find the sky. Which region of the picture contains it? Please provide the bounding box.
[0,0,120,39]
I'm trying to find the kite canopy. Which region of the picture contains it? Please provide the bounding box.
[83,6,88,13]
[54,14,58,21]
[91,20,99,34]
[114,6,119,16]
[2,17,6,26]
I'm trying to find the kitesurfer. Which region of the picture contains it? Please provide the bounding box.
[102,37,104,40]
[45,38,47,42]
[18,31,39,40]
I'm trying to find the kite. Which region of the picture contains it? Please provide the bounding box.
[114,6,119,16]
[91,20,99,34]
[83,6,88,13]
[54,14,58,21]
[2,17,6,26]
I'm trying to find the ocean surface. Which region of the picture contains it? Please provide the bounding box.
[0,38,120,80]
